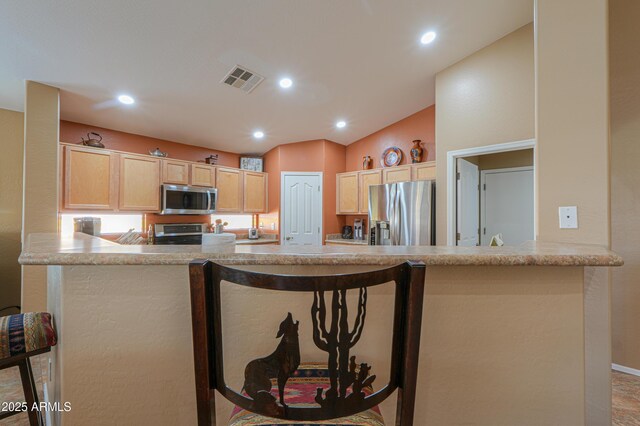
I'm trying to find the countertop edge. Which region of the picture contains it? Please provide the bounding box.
[18,252,624,267]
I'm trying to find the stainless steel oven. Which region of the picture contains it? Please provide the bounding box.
[161,185,217,215]
[154,223,207,245]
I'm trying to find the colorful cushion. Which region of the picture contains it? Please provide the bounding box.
[229,363,385,426]
[0,312,57,360]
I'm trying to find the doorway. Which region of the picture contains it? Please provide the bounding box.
[446,139,536,246]
[481,166,534,245]
[280,172,323,246]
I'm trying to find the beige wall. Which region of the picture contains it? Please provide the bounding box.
[610,0,640,371]
[435,23,535,244]
[0,108,25,311]
[478,148,533,170]
[49,264,586,425]
[535,0,611,424]
[22,81,60,312]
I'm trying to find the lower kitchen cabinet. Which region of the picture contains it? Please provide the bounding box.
[216,167,243,212]
[243,171,267,213]
[119,154,161,211]
[63,145,118,210]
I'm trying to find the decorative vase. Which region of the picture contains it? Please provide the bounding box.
[410,140,424,163]
[362,155,372,170]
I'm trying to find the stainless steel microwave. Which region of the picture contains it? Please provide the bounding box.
[160,185,217,215]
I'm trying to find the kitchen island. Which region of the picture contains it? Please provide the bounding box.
[20,233,622,426]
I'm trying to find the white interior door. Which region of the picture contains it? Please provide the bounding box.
[481,167,534,246]
[456,158,479,246]
[281,172,322,246]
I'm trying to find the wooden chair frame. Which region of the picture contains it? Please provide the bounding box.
[189,260,426,426]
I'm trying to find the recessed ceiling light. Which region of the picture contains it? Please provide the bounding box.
[420,31,437,45]
[253,130,265,139]
[336,120,347,129]
[279,78,293,89]
[117,94,135,105]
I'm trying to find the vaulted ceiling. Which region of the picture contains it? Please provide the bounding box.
[0,0,532,153]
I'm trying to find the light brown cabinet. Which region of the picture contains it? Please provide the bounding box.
[411,161,436,181]
[215,167,243,212]
[382,165,412,183]
[119,154,161,211]
[60,144,268,214]
[161,159,190,185]
[358,170,382,214]
[190,164,216,187]
[243,171,268,213]
[336,172,359,214]
[336,163,437,215]
[63,145,118,210]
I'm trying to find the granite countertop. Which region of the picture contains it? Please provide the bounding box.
[325,233,368,245]
[18,233,623,267]
[235,238,278,245]
[325,238,368,245]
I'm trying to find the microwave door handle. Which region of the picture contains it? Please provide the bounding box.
[207,191,212,212]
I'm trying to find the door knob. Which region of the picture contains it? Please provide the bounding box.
[285,236,292,240]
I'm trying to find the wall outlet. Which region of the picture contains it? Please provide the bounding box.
[559,206,578,229]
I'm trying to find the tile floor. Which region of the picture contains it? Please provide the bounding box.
[1,362,639,425]
[613,370,640,426]
[0,355,46,426]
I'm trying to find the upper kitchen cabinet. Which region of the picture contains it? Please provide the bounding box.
[336,172,359,214]
[382,165,412,183]
[243,171,268,213]
[216,167,243,212]
[119,154,161,211]
[190,163,216,187]
[161,159,190,185]
[412,161,436,181]
[358,169,382,214]
[63,145,118,210]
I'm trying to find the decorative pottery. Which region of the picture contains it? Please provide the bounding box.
[410,140,424,163]
[381,147,403,167]
[362,156,372,170]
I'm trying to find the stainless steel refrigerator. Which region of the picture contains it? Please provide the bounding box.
[368,180,435,246]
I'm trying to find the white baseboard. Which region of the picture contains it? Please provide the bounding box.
[612,363,640,377]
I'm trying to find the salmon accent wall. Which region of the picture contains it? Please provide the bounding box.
[262,140,346,241]
[345,105,435,171]
[60,120,240,167]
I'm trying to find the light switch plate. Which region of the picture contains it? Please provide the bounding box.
[559,206,578,229]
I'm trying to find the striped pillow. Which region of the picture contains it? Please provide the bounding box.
[0,312,57,359]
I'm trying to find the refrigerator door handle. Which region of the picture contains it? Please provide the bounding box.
[393,186,401,245]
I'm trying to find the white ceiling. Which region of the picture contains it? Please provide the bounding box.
[0,0,532,154]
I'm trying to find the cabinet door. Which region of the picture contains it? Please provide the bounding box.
[243,171,267,213]
[382,165,412,183]
[162,159,189,185]
[412,162,436,181]
[358,170,382,214]
[336,172,359,214]
[63,145,118,210]
[190,164,216,187]
[216,167,243,212]
[119,154,161,211]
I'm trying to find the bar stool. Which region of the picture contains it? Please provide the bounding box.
[189,260,426,426]
[0,312,58,426]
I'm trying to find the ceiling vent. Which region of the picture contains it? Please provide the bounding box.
[221,65,264,93]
